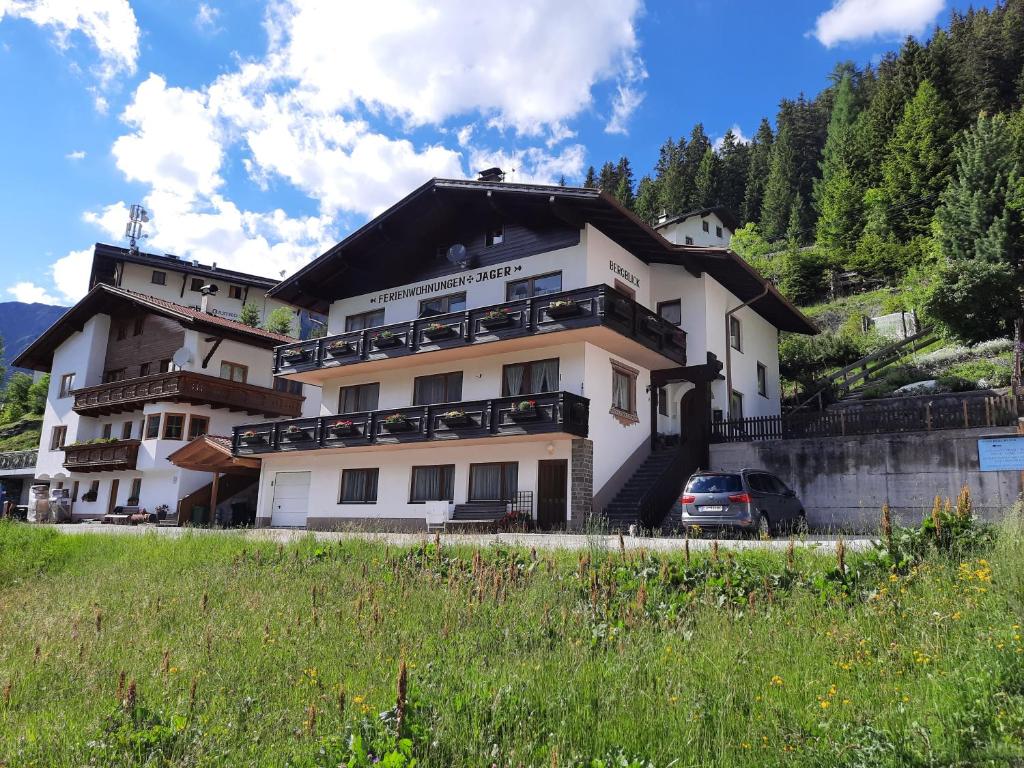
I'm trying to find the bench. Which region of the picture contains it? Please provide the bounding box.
[102,506,146,525]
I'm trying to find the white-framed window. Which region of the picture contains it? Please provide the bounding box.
[410,465,455,502]
[657,299,682,327]
[757,362,768,397]
[59,373,76,398]
[610,360,638,418]
[729,316,742,352]
[220,361,248,383]
[702,220,709,233]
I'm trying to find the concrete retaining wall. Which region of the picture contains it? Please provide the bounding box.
[709,426,1022,531]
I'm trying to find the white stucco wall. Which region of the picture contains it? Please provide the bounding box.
[657,212,732,247]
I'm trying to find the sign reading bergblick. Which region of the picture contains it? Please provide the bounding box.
[609,260,640,288]
[369,264,524,305]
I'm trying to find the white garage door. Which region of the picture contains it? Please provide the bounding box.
[271,471,311,528]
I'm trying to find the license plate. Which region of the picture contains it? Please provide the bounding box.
[698,505,724,513]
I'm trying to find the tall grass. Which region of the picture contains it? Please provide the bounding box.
[0,515,1022,767]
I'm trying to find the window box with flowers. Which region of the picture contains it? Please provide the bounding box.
[327,419,357,436]
[480,307,514,330]
[281,347,310,364]
[509,399,538,422]
[283,424,311,442]
[381,413,414,432]
[423,321,457,340]
[371,329,403,349]
[326,339,354,356]
[545,299,582,319]
[81,491,98,503]
[440,409,472,428]
[240,430,265,445]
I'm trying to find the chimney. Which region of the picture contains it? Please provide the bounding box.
[199,283,219,313]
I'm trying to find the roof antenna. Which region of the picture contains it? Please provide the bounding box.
[125,204,149,256]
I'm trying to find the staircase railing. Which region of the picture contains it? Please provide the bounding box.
[634,446,690,530]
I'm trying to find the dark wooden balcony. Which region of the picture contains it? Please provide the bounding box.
[63,439,141,473]
[274,284,686,381]
[233,391,589,455]
[72,371,303,418]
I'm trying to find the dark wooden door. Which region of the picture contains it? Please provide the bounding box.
[537,460,568,530]
[107,479,120,515]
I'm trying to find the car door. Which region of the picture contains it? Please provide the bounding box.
[768,474,799,523]
[745,473,773,518]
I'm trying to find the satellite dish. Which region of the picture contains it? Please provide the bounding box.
[446,243,469,268]
[172,347,193,368]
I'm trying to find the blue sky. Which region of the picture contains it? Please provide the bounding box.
[0,0,991,306]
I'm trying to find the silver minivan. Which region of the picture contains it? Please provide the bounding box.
[677,469,807,536]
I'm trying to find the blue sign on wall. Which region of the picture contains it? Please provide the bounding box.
[978,436,1024,471]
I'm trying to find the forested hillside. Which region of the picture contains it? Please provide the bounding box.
[586,1,1024,385]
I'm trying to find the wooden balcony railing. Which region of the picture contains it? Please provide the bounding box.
[72,371,303,418]
[273,284,686,375]
[233,391,590,455]
[0,450,37,472]
[63,439,141,473]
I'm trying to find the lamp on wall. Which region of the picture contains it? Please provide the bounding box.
[546,442,555,455]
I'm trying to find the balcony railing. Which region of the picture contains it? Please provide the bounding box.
[273,284,686,375]
[0,450,37,472]
[63,439,141,473]
[72,371,303,418]
[233,391,589,455]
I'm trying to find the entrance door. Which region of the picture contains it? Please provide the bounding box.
[271,471,311,528]
[536,460,568,529]
[107,479,119,515]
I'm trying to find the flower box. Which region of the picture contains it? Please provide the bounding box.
[281,348,310,364]
[509,399,539,421]
[643,315,668,335]
[440,410,472,428]
[545,299,582,319]
[372,331,403,349]
[480,309,514,330]
[327,420,356,436]
[240,431,265,444]
[283,425,311,441]
[326,340,354,356]
[381,414,414,432]
[423,323,456,340]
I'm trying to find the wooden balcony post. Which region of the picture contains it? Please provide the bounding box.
[209,472,220,526]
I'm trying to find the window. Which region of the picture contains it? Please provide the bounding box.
[275,378,303,395]
[712,408,723,423]
[133,317,145,336]
[614,280,636,300]
[219,361,248,383]
[729,316,742,352]
[190,277,205,292]
[345,309,385,332]
[506,271,562,301]
[144,414,161,439]
[501,358,559,396]
[162,413,185,440]
[685,474,742,494]
[702,220,710,232]
[188,416,209,440]
[418,292,466,317]
[49,425,67,451]
[151,270,166,286]
[159,359,178,373]
[716,225,723,238]
[485,225,504,247]
[469,462,518,501]
[610,361,638,417]
[85,480,100,500]
[730,390,744,420]
[413,371,462,405]
[410,465,455,502]
[72,481,79,502]
[339,469,379,504]
[684,236,694,245]
[658,300,682,327]
[228,285,243,300]
[139,362,151,377]
[658,387,668,417]
[121,421,133,440]
[757,362,768,397]
[128,478,142,503]
[59,373,76,398]
[339,382,380,414]
[102,368,126,383]
[115,323,127,341]
[101,423,113,440]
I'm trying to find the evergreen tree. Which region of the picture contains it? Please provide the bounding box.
[634,175,659,223]
[597,161,619,195]
[264,307,295,336]
[583,166,598,188]
[693,148,719,208]
[741,118,773,225]
[759,122,796,241]
[716,129,749,220]
[654,137,686,217]
[239,302,261,328]
[557,175,567,187]
[868,80,954,241]
[924,111,1024,341]
[681,124,712,209]
[815,74,865,253]
[613,157,635,208]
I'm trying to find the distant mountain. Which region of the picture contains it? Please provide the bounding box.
[0,301,67,377]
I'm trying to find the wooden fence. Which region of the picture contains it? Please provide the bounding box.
[712,392,1023,443]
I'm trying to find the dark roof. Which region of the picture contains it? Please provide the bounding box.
[91,242,279,291]
[14,284,293,372]
[268,178,814,335]
[654,206,740,232]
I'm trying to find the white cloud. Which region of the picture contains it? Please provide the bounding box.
[7,281,62,305]
[194,2,221,33]
[811,0,944,47]
[65,149,86,160]
[0,0,139,86]
[712,124,749,151]
[466,143,586,185]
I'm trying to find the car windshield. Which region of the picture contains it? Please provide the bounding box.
[685,474,742,493]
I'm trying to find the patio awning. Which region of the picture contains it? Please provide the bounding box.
[166,435,261,474]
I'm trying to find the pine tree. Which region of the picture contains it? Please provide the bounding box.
[742,118,773,225]
[654,137,686,217]
[239,302,261,328]
[264,307,295,336]
[759,122,796,241]
[869,80,954,241]
[693,148,719,208]
[597,161,619,195]
[815,74,865,253]
[716,129,749,220]
[681,124,712,209]
[634,175,659,223]
[557,175,567,187]
[583,166,598,188]
[613,157,635,209]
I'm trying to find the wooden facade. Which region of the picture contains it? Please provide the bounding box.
[63,439,141,473]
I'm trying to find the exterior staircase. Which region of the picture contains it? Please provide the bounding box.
[176,474,258,526]
[601,448,681,531]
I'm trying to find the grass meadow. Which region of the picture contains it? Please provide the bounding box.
[0,507,1022,767]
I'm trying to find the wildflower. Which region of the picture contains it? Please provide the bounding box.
[820,700,830,709]
[770,675,784,687]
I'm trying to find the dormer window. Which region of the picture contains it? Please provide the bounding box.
[486,226,504,247]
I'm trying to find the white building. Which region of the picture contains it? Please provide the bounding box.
[654,206,737,248]
[234,178,814,531]
[14,267,318,523]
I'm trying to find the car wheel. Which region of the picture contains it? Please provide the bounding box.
[757,513,771,540]
[794,511,809,535]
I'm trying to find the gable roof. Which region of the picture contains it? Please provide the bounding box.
[268,178,814,335]
[654,206,740,233]
[91,242,279,292]
[13,284,293,372]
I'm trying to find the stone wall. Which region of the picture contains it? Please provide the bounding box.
[571,438,593,527]
[709,425,1022,531]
